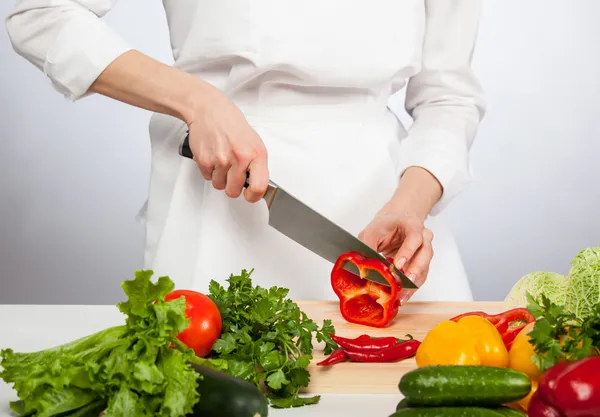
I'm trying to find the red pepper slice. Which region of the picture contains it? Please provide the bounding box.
[331,251,401,328]
[316,348,348,366]
[343,339,421,363]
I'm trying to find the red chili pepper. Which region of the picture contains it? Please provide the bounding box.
[343,339,421,363]
[537,356,600,416]
[330,333,409,352]
[330,251,401,328]
[316,348,348,366]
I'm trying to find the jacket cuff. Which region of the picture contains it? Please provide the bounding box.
[396,126,473,216]
[43,16,132,101]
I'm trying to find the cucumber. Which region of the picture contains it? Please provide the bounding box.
[396,398,410,411]
[389,407,513,417]
[493,406,526,416]
[398,365,531,407]
[188,362,269,417]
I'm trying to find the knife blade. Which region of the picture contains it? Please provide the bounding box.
[179,134,418,289]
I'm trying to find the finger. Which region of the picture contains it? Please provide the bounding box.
[226,145,256,198]
[225,162,248,198]
[244,153,269,203]
[403,237,433,288]
[196,157,214,181]
[211,153,230,190]
[393,229,423,271]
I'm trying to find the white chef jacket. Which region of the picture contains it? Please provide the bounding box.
[5,1,486,302]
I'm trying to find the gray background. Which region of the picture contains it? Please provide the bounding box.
[1,0,599,305]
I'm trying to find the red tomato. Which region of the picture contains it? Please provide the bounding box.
[164,289,222,358]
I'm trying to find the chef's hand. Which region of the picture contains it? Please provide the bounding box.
[358,166,443,288]
[359,212,434,288]
[186,87,269,203]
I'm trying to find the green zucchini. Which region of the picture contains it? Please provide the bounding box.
[398,365,531,407]
[390,407,512,417]
[189,362,269,417]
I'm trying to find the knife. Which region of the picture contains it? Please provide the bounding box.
[179,134,418,289]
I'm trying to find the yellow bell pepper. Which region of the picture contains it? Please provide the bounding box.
[416,315,509,368]
[507,322,542,381]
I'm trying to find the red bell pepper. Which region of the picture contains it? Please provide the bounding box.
[533,356,600,417]
[528,390,564,417]
[330,251,401,328]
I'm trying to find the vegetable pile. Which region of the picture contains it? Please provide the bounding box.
[0,268,339,416]
[398,242,600,417]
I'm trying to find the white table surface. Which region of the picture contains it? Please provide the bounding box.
[0,305,402,417]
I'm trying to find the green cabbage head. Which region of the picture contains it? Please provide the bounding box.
[504,246,600,321]
[504,271,569,309]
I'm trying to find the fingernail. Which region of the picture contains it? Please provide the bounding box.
[395,257,406,270]
[408,273,417,283]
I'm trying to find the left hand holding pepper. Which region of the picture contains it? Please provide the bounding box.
[358,167,442,292]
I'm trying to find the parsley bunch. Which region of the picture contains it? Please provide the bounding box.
[526,292,600,372]
[205,269,337,408]
[0,271,201,417]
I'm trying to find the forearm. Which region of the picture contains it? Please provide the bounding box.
[385,167,443,222]
[89,50,214,123]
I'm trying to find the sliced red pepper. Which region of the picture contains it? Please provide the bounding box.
[330,333,408,352]
[343,339,421,363]
[331,251,401,328]
[316,348,348,366]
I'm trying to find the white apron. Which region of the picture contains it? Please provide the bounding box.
[137,0,474,302]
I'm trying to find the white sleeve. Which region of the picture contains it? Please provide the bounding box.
[5,0,133,101]
[397,0,487,216]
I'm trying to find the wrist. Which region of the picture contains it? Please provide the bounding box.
[179,77,227,125]
[384,166,443,222]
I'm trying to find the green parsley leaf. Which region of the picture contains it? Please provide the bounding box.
[206,269,337,408]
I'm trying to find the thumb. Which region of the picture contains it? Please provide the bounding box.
[358,227,380,252]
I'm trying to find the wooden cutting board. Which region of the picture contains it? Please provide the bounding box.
[297,301,507,394]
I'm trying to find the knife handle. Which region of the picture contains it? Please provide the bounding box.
[179,133,250,188]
